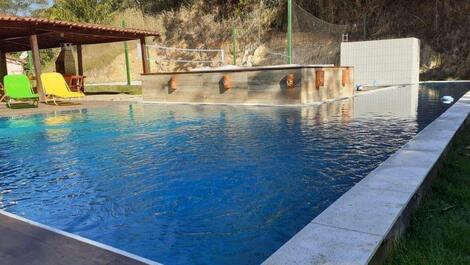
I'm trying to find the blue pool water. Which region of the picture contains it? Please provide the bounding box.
[0,83,468,264]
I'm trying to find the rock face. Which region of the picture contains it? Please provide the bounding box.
[253,45,269,65]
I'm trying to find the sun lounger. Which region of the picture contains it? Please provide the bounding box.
[40,72,85,105]
[3,74,39,108]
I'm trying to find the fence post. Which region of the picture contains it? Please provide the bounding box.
[122,20,131,86]
[232,26,237,65]
[287,0,293,64]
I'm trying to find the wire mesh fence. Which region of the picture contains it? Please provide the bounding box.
[150,0,356,71]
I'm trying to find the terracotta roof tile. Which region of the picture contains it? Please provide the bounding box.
[0,15,159,36]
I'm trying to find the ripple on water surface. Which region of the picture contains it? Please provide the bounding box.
[0,83,468,265]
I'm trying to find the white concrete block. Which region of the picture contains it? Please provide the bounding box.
[341,38,420,86]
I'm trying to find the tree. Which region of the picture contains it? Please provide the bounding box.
[130,0,187,14]
[36,0,124,23]
[0,0,48,15]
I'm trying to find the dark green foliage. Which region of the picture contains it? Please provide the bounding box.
[39,49,55,66]
[131,0,186,14]
[130,0,241,15]
[34,0,123,23]
[34,0,193,22]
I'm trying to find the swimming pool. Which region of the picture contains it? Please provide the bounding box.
[0,83,468,264]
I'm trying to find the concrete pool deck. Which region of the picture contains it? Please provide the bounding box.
[0,210,160,265]
[0,96,140,118]
[263,90,470,265]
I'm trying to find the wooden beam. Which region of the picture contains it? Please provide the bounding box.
[77,44,83,76]
[0,28,152,52]
[0,30,54,42]
[0,51,7,82]
[29,34,44,101]
[1,39,31,49]
[140,37,149,74]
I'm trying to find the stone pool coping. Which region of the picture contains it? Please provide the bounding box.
[262,90,470,265]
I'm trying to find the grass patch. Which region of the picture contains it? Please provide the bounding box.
[385,122,470,265]
[85,85,142,95]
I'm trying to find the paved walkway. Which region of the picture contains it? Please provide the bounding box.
[0,95,139,118]
[0,212,153,265]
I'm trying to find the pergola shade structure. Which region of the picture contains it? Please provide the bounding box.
[0,16,159,99]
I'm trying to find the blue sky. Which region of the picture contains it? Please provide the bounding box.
[28,0,53,14]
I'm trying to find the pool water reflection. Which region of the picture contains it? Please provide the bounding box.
[0,83,468,265]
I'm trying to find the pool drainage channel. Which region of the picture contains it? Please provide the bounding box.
[262,90,470,265]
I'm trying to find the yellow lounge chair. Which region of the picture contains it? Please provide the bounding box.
[40,72,85,105]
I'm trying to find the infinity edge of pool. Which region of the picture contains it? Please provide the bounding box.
[262,90,470,265]
[0,85,469,265]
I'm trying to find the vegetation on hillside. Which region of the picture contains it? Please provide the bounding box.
[34,0,123,23]
[2,0,469,81]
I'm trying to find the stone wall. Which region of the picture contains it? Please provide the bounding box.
[142,66,354,105]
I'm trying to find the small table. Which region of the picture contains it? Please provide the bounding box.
[63,75,86,93]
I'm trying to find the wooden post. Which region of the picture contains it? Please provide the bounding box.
[29,34,44,100]
[77,44,83,76]
[140,37,149,74]
[0,51,7,82]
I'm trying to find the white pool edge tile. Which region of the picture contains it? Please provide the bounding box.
[262,90,470,265]
[0,209,163,265]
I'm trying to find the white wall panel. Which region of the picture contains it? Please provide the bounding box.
[341,38,420,86]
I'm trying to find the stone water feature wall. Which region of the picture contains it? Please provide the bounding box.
[142,65,354,105]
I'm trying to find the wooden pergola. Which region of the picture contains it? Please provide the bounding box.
[0,16,159,99]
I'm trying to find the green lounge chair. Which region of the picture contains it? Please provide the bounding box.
[3,74,39,108]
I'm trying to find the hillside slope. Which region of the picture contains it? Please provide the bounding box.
[76,0,469,83]
[343,0,470,80]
